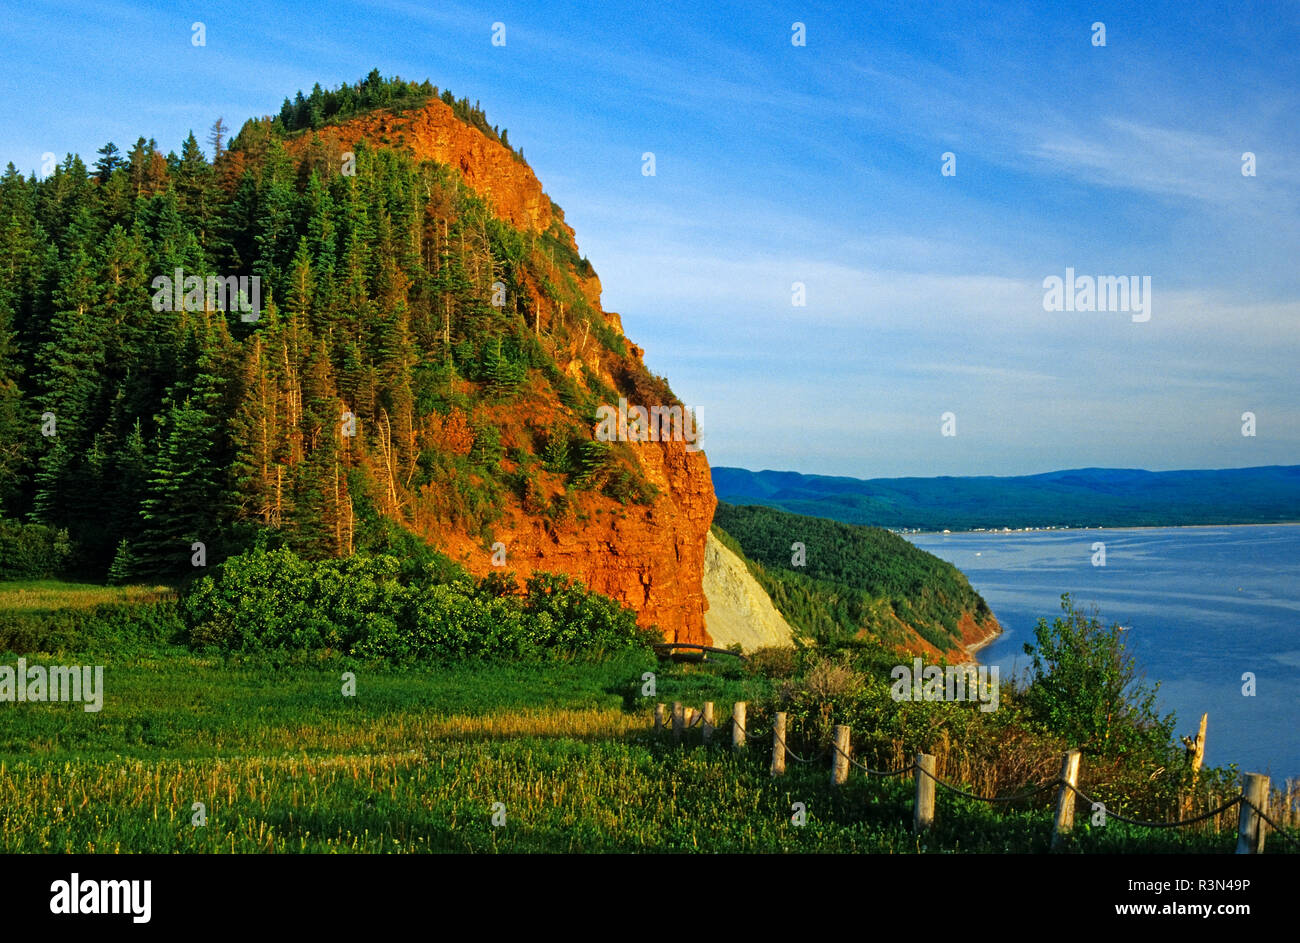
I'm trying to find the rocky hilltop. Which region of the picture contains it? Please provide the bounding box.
[279,94,717,644]
[286,97,562,236]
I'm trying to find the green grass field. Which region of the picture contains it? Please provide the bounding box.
[0,581,1281,853]
[0,580,174,614]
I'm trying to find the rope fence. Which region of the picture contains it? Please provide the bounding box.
[650,700,1300,853]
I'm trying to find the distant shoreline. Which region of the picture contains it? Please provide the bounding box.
[903,521,1300,538]
[961,631,999,666]
[715,466,1300,537]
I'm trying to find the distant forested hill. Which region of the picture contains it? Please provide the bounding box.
[712,466,1300,531]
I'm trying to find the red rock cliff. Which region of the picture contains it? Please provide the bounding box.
[289,100,716,645]
[442,438,716,645]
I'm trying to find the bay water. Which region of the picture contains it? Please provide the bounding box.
[906,525,1300,780]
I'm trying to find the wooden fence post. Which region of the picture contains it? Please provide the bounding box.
[914,753,936,833]
[1236,772,1270,854]
[653,703,665,734]
[770,712,786,777]
[732,702,746,750]
[831,725,851,786]
[1051,750,1082,851]
[672,702,684,744]
[702,702,715,745]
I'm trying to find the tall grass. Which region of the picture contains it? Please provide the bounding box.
[0,581,175,614]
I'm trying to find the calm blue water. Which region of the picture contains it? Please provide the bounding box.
[906,526,1300,780]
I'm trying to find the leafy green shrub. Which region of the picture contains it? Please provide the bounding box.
[0,601,185,653]
[180,545,653,661]
[801,656,866,702]
[0,518,73,580]
[1021,593,1175,758]
[746,645,800,679]
[522,572,659,652]
[601,467,658,506]
[590,319,626,356]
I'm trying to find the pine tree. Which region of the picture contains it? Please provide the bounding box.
[289,339,350,556]
[303,173,339,331]
[31,222,105,532]
[0,294,24,511]
[106,537,139,585]
[0,164,53,365]
[94,142,122,181]
[134,393,223,578]
[307,83,326,130]
[107,418,150,548]
[277,98,295,131]
[252,143,297,289]
[35,155,93,249]
[175,131,215,249]
[285,237,314,334]
[229,316,293,530]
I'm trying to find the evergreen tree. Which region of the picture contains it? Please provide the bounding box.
[108,418,150,547]
[94,142,122,181]
[307,82,326,130]
[31,219,105,533]
[230,332,281,528]
[175,131,216,249]
[0,294,25,511]
[106,537,139,585]
[134,392,222,578]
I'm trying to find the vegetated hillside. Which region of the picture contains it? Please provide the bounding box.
[0,70,714,644]
[713,465,1300,530]
[712,504,999,658]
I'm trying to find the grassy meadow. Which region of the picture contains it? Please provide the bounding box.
[0,581,1287,853]
[0,580,175,614]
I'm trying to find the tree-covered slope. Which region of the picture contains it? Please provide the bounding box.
[0,71,697,605]
[712,503,998,656]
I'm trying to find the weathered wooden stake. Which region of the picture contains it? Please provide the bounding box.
[914,753,936,833]
[732,702,746,750]
[1180,712,1208,820]
[1236,772,1270,854]
[770,712,787,777]
[1051,750,1082,850]
[831,725,851,786]
[653,703,665,734]
[1188,712,1208,773]
[672,701,684,743]
[702,702,715,746]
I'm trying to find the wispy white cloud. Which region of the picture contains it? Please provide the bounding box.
[1026,117,1298,210]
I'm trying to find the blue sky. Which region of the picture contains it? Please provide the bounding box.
[2,0,1297,477]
